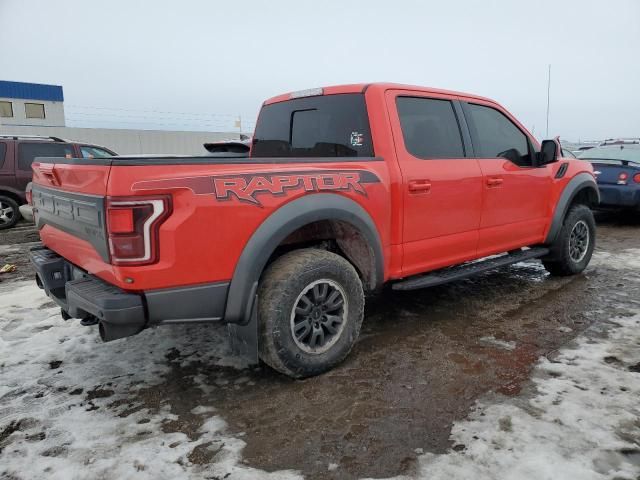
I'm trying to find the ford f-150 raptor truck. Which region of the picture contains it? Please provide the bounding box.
[28,83,599,378]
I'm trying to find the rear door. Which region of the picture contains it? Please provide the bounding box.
[461,101,552,256]
[16,141,75,193]
[386,90,483,276]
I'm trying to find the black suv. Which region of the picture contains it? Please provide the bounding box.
[0,135,116,229]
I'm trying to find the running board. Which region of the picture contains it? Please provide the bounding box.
[392,247,550,291]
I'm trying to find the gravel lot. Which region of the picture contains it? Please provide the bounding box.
[1,215,639,480]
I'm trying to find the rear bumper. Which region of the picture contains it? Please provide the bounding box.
[597,184,640,209]
[30,246,229,340]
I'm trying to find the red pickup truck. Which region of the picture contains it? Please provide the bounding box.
[29,83,599,378]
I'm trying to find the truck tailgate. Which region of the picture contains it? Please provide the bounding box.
[31,159,114,279]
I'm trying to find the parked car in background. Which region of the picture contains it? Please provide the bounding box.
[578,139,640,213]
[0,135,116,229]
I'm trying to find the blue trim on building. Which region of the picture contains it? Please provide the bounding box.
[0,81,64,102]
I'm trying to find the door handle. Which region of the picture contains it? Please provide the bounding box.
[408,179,432,193]
[486,177,503,187]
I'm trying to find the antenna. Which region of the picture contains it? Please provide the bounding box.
[545,64,551,138]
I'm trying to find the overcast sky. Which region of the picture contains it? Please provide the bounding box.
[1,0,638,140]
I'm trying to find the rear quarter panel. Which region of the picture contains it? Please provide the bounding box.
[104,161,392,291]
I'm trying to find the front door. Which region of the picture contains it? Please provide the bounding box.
[461,101,552,256]
[386,91,483,276]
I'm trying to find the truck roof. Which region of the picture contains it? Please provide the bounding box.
[263,82,495,105]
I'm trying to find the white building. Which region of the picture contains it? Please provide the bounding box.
[0,81,238,155]
[0,80,66,127]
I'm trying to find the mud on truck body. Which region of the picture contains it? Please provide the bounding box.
[27,83,599,378]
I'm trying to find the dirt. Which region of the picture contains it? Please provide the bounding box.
[1,212,639,479]
[0,220,39,283]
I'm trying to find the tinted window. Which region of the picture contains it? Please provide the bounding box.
[18,142,74,171]
[81,146,114,158]
[252,94,373,157]
[396,97,465,159]
[0,143,6,168]
[465,103,532,166]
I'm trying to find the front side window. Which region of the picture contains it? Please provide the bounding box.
[0,101,13,118]
[252,94,374,157]
[81,146,114,158]
[465,103,532,167]
[18,142,74,171]
[396,97,465,159]
[25,102,45,119]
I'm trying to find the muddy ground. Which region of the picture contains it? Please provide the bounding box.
[1,214,639,479]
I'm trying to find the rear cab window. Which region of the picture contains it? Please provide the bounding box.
[252,94,374,157]
[395,96,465,159]
[17,142,74,171]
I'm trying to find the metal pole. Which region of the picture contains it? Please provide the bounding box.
[546,64,551,138]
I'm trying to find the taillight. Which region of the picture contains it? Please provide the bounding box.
[106,196,172,266]
[634,173,640,184]
[618,172,628,184]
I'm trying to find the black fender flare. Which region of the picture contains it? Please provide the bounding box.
[224,193,385,325]
[544,172,600,244]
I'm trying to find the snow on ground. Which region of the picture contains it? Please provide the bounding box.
[375,249,640,480]
[0,281,300,480]
[1,248,640,480]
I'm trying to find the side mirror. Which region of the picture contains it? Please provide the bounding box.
[538,139,559,166]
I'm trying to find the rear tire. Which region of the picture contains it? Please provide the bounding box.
[0,196,21,230]
[543,204,595,276]
[258,248,364,378]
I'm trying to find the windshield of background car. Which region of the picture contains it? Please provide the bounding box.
[578,145,640,163]
[251,94,374,157]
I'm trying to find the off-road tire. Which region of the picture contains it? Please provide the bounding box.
[543,204,595,276]
[258,248,364,378]
[0,195,21,230]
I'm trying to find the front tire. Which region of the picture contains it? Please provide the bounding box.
[543,204,595,276]
[258,249,364,378]
[0,196,21,230]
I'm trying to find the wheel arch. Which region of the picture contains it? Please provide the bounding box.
[0,189,24,205]
[224,193,384,324]
[545,172,600,244]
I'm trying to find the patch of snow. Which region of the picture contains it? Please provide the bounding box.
[328,462,339,471]
[191,405,216,415]
[592,248,640,271]
[0,281,301,480]
[376,314,640,480]
[479,336,516,351]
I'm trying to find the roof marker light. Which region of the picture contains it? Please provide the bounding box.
[290,88,324,99]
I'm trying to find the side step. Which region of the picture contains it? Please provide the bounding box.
[392,247,550,291]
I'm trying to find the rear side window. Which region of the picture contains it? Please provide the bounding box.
[252,94,374,157]
[0,143,6,168]
[465,103,532,166]
[396,97,465,159]
[18,142,74,171]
